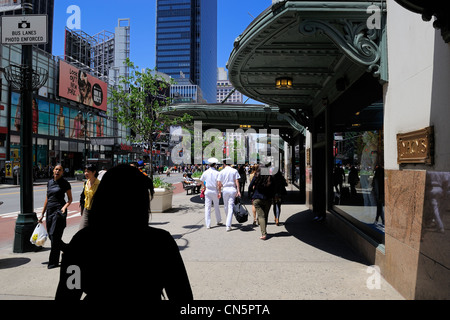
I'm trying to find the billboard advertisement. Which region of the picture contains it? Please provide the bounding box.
[58,60,107,111]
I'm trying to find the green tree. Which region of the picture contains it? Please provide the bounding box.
[108,59,192,177]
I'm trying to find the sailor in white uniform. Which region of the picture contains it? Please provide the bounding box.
[217,161,241,231]
[200,157,222,229]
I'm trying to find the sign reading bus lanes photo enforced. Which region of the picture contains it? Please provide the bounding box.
[58,60,107,111]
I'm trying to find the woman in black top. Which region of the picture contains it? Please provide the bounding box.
[39,164,72,269]
[272,170,288,226]
[55,164,193,301]
[248,166,274,240]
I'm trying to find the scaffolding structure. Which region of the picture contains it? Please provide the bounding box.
[64,26,123,82]
[92,30,115,78]
[64,28,95,70]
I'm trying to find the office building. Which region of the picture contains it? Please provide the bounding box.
[64,18,130,82]
[217,67,243,104]
[156,0,217,103]
[171,73,205,103]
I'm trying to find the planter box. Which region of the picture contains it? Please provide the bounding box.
[151,188,173,213]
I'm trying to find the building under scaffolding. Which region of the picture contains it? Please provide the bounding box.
[63,18,130,84]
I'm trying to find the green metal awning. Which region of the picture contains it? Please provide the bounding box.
[164,103,306,139]
[227,0,387,128]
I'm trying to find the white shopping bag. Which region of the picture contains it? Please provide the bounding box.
[30,223,48,247]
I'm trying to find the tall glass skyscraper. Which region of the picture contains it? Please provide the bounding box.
[156,0,217,103]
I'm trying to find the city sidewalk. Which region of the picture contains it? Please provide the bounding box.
[0,185,404,300]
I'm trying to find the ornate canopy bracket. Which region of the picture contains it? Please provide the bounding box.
[299,18,383,77]
[279,108,311,132]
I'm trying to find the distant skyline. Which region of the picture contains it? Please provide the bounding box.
[52,0,271,72]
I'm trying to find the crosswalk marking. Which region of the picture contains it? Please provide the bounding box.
[0,208,81,220]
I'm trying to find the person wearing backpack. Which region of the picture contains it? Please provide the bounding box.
[248,165,274,240]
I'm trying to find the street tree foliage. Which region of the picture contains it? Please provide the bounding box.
[108,58,192,174]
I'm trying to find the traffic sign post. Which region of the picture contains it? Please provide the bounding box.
[2,4,48,253]
[1,14,48,45]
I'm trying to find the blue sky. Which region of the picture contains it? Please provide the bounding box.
[52,0,272,71]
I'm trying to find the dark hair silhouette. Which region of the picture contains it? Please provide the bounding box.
[88,164,153,229]
[56,164,193,301]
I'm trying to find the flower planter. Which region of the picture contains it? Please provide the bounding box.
[151,188,173,213]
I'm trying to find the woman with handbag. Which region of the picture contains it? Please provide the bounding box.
[79,164,100,230]
[38,164,72,269]
[248,165,274,240]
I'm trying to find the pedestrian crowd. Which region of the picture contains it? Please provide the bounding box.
[200,158,287,240]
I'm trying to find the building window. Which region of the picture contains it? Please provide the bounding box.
[331,103,384,243]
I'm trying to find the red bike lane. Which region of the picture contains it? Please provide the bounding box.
[0,202,82,249]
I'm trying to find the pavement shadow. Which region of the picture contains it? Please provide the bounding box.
[189,194,224,205]
[0,257,30,269]
[284,209,366,263]
[164,206,191,213]
[148,221,169,226]
[173,224,203,252]
[188,189,303,206]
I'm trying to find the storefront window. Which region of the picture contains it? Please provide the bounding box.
[332,129,384,242]
[9,92,112,140]
[7,91,116,171]
[37,99,49,135]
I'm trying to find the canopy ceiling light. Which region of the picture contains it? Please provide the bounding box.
[275,77,293,89]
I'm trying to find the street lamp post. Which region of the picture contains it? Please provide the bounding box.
[4,0,49,253]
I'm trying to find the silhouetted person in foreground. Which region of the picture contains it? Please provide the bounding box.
[55,164,193,301]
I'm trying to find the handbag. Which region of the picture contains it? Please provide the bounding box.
[200,188,205,200]
[30,223,48,247]
[80,181,86,209]
[233,197,249,223]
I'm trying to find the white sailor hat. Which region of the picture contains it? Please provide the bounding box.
[208,157,219,164]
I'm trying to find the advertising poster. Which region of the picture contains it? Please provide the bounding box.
[58,60,108,111]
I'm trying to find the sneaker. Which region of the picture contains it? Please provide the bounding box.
[226,227,231,232]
